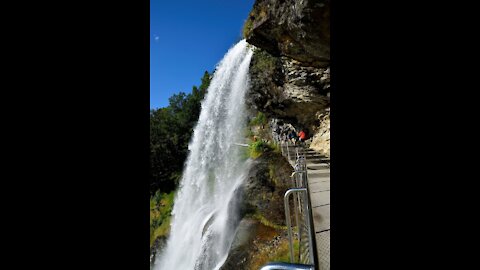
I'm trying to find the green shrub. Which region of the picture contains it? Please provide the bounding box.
[243,18,253,38]
[150,191,175,247]
[249,237,300,269]
[249,140,271,159]
[242,4,269,39]
[253,212,287,230]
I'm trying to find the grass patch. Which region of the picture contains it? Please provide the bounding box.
[242,17,253,38]
[252,213,287,230]
[272,239,300,263]
[242,3,269,38]
[248,140,279,159]
[249,140,271,159]
[150,190,175,247]
[248,212,305,267]
[151,215,171,246]
[249,238,300,269]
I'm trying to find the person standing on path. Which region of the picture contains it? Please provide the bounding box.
[298,129,308,147]
[298,129,306,142]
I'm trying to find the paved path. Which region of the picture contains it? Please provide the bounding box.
[282,143,330,269]
[305,148,330,270]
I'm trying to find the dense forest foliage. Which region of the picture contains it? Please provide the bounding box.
[150,71,211,195]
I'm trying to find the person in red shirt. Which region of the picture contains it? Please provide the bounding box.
[298,130,306,142]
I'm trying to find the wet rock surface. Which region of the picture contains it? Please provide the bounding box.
[219,218,260,270]
[243,151,293,225]
[221,151,293,269]
[150,236,167,269]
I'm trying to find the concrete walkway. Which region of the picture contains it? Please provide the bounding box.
[305,148,330,270]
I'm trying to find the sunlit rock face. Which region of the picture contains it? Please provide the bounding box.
[310,110,330,157]
[245,0,330,68]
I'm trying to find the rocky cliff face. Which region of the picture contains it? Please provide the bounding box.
[221,1,331,268]
[310,109,330,156]
[245,0,330,157]
[221,151,294,269]
[245,0,330,67]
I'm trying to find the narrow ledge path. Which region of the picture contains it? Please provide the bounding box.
[305,148,330,270]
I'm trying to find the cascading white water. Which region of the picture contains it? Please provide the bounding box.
[154,40,254,270]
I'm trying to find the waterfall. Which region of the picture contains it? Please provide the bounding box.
[154,40,254,270]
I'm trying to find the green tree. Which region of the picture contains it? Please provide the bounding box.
[150,71,211,195]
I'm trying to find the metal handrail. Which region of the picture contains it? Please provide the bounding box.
[284,188,315,266]
[260,262,314,270]
[261,139,318,270]
[284,188,306,261]
[286,142,291,164]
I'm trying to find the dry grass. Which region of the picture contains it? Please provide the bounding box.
[247,213,300,269]
[253,213,287,230]
[249,238,300,270]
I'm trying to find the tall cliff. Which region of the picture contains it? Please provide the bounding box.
[218,2,331,268]
[245,0,330,157]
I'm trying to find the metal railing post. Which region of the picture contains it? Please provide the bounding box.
[302,188,315,265]
[284,188,307,263]
[290,172,302,258]
[287,142,291,164]
[265,143,319,269]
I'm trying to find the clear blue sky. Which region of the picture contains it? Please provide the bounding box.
[150,0,255,109]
